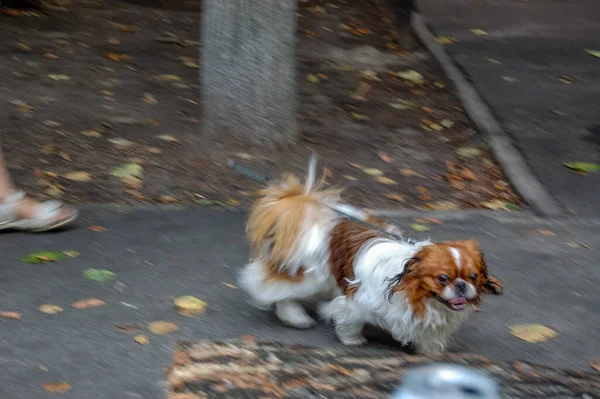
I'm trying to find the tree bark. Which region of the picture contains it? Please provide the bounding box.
[200,0,298,148]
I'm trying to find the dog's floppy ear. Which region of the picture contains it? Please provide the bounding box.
[478,252,504,295]
[385,255,421,301]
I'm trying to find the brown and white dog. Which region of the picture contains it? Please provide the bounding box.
[238,158,503,353]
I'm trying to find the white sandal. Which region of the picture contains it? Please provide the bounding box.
[0,191,78,232]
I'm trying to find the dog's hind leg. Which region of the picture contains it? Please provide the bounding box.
[275,299,316,329]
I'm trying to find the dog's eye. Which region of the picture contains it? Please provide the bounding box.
[438,274,449,285]
[469,273,478,281]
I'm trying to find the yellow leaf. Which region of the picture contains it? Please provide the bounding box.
[396,70,424,85]
[308,5,326,13]
[81,130,103,137]
[72,298,105,309]
[174,296,207,317]
[470,29,488,36]
[306,74,320,84]
[157,135,179,143]
[222,282,238,289]
[359,70,381,81]
[62,250,80,258]
[64,171,92,182]
[43,382,71,393]
[375,176,397,185]
[134,334,150,345]
[435,36,457,45]
[39,304,64,314]
[148,321,179,335]
[422,119,443,131]
[362,168,384,176]
[410,224,430,232]
[47,74,71,81]
[480,200,509,211]
[156,74,182,81]
[440,119,455,129]
[343,175,358,181]
[509,324,557,343]
[384,193,405,203]
[536,229,558,237]
[40,145,57,155]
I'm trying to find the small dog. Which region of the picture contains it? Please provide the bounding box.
[239,158,503,353]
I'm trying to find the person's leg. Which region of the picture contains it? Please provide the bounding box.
[0,144,75,223]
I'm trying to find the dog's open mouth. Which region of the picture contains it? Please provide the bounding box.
[436,295,468,311]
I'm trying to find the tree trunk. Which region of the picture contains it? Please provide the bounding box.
[200,0,298,148]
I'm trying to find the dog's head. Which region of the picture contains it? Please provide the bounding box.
[386,240,503,316]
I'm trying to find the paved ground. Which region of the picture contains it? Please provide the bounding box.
[419,0,600,216]
[1,208,599,398]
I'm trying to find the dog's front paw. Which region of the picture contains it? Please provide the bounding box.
[339,336,368,346]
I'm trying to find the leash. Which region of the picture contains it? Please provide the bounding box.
[227,160,415,244]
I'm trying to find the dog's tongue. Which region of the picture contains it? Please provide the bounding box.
[450,297,467,306]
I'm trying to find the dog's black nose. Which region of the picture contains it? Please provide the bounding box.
[455,281,467,295]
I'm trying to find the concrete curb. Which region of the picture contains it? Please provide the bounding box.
[411,13,562,217]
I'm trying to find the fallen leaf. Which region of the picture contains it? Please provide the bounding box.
[460,168,477,181]
[109,22,137,33]
[322,168,333,179]
[435,36,457,45]
[349,163,364,169]
[389,99,413,110]
[456,147,482,158]
[422,119,443,131]
[39,304,64,314]
[89,225,107,232]
[134,334,150,345]
[396,70,424,85]
[399,168,426,178]
[343,175,358,181]
[384,193,405,203]
[59,152,71,162]
[589,360,600,372]
[440,119,455,129]
[45,185,63,198]
[550,109,564,116]
[351,81,371,101]
[64,171,92,182]
[174,296,207,316]
[146,147,162,154]
[351,113,369,121]
[558,75,572,84]
[378,152,393,163]
[43,382,71,393]
[142,92,157,104]
[62,250,80,258]
[487,58,502,64]
[40,145,57,155]
[47,74,71,81]
[83,268,116,282]
[106,37,121,45]
[362,168,384,176]
[115,323,141,333]
[21,251,64,264]
[43,120,61,127]
[222,282,238,289]
[308,5,325,13]
[0,311,22,319]
[104,52,131,62]
[470,28,488,36]
[100,90,113,97]
[501,76,519,83]
[148,321,179,335]
[414,217,444,225]
[434,81,445,88]
[182,60,199,68]
[584,49,600,58]
[375,176,397,185]
[157,135,179,143]
[418,194,433,201]
[81,130,103,137]
[16,42,32,51]
[426,201,460,211]
[359,70,381,81]
[72,298,106,309]
[509,323,557,343]
[156,74,182,81]
[410,224,430,232]
[564,162,600,173]
[109,163,143,180]
[536,229,557,237]
[306,74,320,84]
[352,28,373,36]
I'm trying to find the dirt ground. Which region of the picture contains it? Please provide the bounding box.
[0,0,520,210]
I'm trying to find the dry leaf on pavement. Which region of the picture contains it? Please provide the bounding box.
[174,296,207,317]
[39,304,64,314]
[222,282,238,289]
[509,323,557,343]
[64,171,92,182]
[362,168,383,176]
[425,201,460,211]
[157,135,179,143]
[460,168,477,181]
[43,382,71,393]
[81,130,103,137]
[148,321,179,335]
[375,176,397,185]
[0,311,22,319]
[470,29,488,36]
[134,335,150,345]
[384,193,405,203]
[435,36,457,45]
[501,76,519,83]
[536,229,557,237]
[410,224,430,232]
[585,49,600,58]
[72,298,106,309]
[377,152,393,163]
[343,175,358,181]
[89,225,107,232]
[399,168,426,178]
[115,324,141,334]
[62,250,80,258]
[589,360,600,372]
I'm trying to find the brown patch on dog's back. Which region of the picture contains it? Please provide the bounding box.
[265,260,306,283]
[329,221,382,295]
